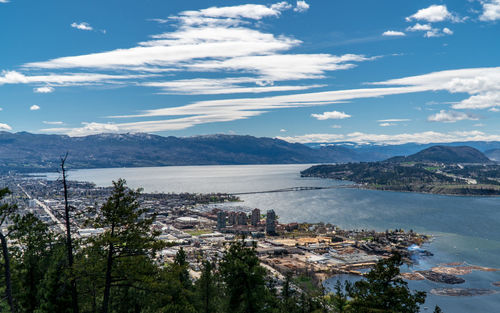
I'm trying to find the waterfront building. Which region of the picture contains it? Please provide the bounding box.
[251,208,260,226]
[266,209,276,235]
[228,212,237,225]
[217,211,227,230]
[237,212,248,225]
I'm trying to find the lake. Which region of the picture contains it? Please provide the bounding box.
[45,164,500,312]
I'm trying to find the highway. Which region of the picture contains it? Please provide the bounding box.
[231,184,357,195]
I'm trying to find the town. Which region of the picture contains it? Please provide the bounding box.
[0,173,435,288]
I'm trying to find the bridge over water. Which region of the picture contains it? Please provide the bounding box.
[231,184,358,195]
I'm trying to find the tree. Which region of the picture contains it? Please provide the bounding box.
[0,188,17,313]
[174,247,191,289]
[195,260,219,313]
[86,179,163,313]
[433,306,443,313]
[219,240,270,313]
[34,241,74,313]
[346,252,426,313]
[60,154,79,313]
[327,280,349,313]
[9,213,53,312]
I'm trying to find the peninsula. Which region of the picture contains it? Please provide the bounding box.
[301,146,500,196]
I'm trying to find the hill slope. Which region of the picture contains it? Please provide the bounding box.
[0,132,364,172]
[485,149,500,162]
[386,146,492,164]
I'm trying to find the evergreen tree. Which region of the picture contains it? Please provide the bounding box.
[0,188,17,313]
[86,179,163,313]
[346,252,426,313]
[194,260,219,313]
[174,247,191,289]
[9,213,53,312]
[433,306,443,313]
[219,240,270,313]
[36,242,74,313]
[327,280,349,313]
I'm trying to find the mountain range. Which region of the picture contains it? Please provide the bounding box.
[0,131,497,172]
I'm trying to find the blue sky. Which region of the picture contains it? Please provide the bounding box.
[1,0,500,144]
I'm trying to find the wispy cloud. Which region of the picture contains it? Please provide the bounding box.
[378,119,410,122]
[43,121,64,125]
[35,66,499,135]
[30,105,40,111]
[0,71,153,89]
[16,2,374,97]
[278,130,500,145]
[382,30,406,37]
[427,110,479,123]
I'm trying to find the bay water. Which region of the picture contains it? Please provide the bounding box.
[44,164,500,312]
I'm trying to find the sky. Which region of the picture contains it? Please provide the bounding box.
[1,0,500,145]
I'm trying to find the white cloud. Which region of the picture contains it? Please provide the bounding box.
[0,123,11,130]
[406,23,433,31]
[146,78,324,95]
[480,0,500,21]
[427,110,479,123]
[406,23,452,38]
[490,107,500,112]
[71,22,93,31]
[278,130,500,145]
[452,91,500,110]
[331,125,342,129]
[311,111,351,120]
[425,29,442,37]
[382,30,406,36]
[406,5,457,23]
[379,123,395,127]
[180,3,292,20]
[294,1,310,13]
[0,70,151,87]
[378,119,411,122]
[30,105,40,111]
[70,66,496,134]
[373,67,500,110]
[280,128,287,132]
[33,86,55,93]
[43,121,64,125]
[442,27,453,35]
[14,2,375,97]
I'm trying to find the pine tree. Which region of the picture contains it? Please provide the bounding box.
[219,240,269,313]
[195,260,219,313]
[346,252,426,313]
[85,179,163,313]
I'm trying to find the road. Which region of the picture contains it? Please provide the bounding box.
[17,184,66,233]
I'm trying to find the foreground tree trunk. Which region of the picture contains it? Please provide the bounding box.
[61,155,79,313]
[101,225,115,313]
[0,232,14,313]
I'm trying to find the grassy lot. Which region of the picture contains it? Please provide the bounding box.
[185,229,213,236]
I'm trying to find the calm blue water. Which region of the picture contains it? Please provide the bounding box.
[44,164,500,312]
